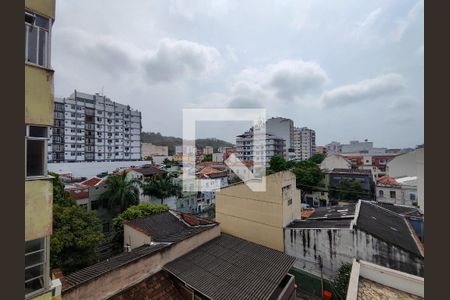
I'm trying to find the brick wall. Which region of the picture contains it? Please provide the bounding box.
[110,271,183,300]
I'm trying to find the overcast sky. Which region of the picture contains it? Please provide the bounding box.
[52,0,423,148]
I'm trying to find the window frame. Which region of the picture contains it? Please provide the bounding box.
[25,10,52,69]
[25,237,50,299]
[25,125,49,179]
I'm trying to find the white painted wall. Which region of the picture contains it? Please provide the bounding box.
[387,151,417,178]
[320,154,351,171]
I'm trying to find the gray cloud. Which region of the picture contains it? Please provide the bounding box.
[267,60,329,101]
[143,39,221,83]
[55,28,137,76]
[228,97,263,108]
[322,73,405,107]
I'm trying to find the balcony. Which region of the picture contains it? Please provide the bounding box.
[25,65,54,126]
[25,178,53,241]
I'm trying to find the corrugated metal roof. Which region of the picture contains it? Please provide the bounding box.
[356,201,423,257]
[61,243,168,292]
[125,212,217,243]
[164,234,296,300]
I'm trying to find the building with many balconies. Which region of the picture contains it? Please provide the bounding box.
[48,91,142,162]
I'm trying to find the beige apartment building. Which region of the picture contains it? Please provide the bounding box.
[25,0,61,299]
[216,171,301,252]
[141,142,169,158]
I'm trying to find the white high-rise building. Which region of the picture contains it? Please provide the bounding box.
[293,127,316,160]
[48,90,142,162]
[236,128,285,167]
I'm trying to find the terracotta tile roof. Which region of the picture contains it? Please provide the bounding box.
[377,175,400,187]
[197,167,223,175]
[80,176,102,187]
[301,208,315,218]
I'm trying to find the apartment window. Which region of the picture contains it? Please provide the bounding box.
[390,191,396,199]
[410,193,416,201]
[26,126,48,177]
[25,237,48,296]
[379,190,384,198]
[287,199,292,206]
[25,12,50,67]
[91,200,99,210]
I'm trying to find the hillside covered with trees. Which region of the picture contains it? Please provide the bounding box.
[141,132,234,155]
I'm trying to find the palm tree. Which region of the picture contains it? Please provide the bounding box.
[99,171,140,212]
[142,174,182,205]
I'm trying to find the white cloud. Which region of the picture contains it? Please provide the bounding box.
[392,0,424,41]
[322,73,404,107]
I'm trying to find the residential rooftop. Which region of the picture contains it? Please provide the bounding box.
[61,243,168,292]
[125,211,217,243]
[164,234,296,300]
[307,204,356,219]
[356,201,423,257]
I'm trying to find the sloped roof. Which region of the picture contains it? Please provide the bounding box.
[125,212,217,243]
[356,201,423,257]
[61,243,168,292]
[164,234,296,300]
[80,176,102,187]
[377,175,400,187]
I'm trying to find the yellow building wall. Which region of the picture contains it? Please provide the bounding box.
[25,179,53,241]
[216,171,300,252]
[30,290,52,300]
[25,0,55,19]
[25,65,54,126]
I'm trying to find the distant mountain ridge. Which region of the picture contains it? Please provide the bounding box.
[141,132,234,155]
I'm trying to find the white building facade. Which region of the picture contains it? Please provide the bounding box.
[293,127,316,160]
[236,129,285,167]
[48,90,142,162]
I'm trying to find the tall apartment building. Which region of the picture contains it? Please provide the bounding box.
[266,117,294,158]
[236,128,285,167]
[293,127,316,160]
[25,0,61,299]
[48,91,142,162]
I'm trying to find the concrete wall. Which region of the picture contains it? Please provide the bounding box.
[216,171,300,252]
[416,148,424,214]
[25,0,55,19]
[62,226,220,300]
[346,259,424,300]
[387,151,417,178]
[25,65,54,126]
[284,227,424,280]
[123,225,151,250]
[376,186,416,206]
[25,179,53,241]
[141,143,169,157]
[320,155,351,171]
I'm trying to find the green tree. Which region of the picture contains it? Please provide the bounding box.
[332,263,352,300]
[98,171,140,212]
[293,160,325,200]
[51,204,103,274]
[49,172,74,206]
[309,153,326,164]
[330,178,365,201]
[142,175,182,205]
[112,203,169,251]
[202,154,212,162]
[269,155,289,172]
